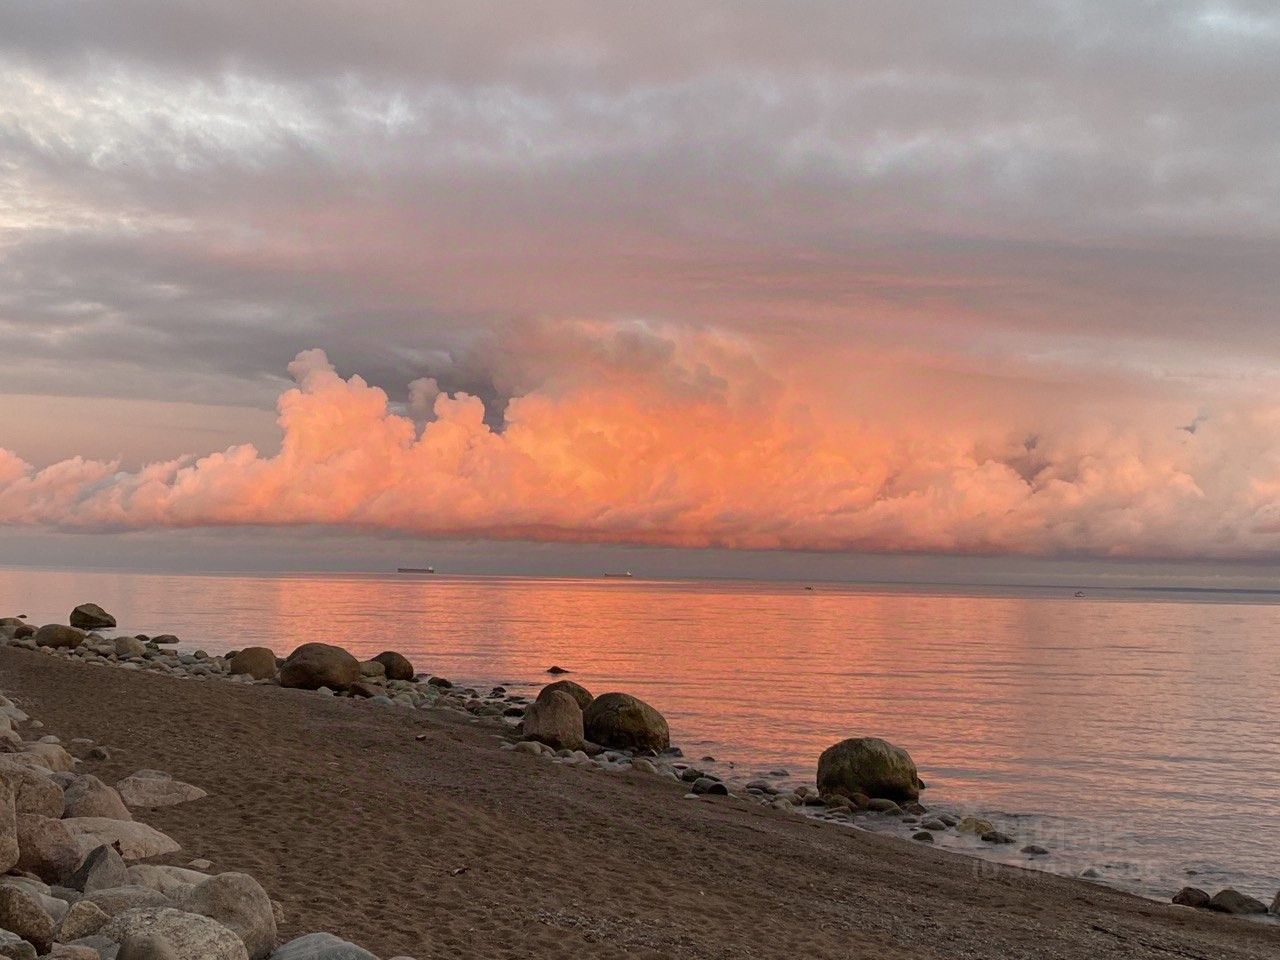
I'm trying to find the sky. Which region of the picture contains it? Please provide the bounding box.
[2,2,1280,579]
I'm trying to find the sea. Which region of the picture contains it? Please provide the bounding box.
[2,567,1278,908]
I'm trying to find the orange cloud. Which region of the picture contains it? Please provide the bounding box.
[3,328,1280,559]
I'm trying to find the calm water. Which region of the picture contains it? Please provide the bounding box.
[2,568,1279,905]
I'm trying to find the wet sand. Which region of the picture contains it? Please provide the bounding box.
[3,644,1276,960]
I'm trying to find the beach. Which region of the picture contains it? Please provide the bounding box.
[2,643,1278,959]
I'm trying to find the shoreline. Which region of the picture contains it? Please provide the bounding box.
[1,621,1278,957]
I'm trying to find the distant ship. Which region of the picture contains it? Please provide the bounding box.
[398,566,435,574]
[602,571,633,578]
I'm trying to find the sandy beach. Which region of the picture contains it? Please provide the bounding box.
[2,644,1277,960]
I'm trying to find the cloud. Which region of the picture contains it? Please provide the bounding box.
[2,326,1279,559]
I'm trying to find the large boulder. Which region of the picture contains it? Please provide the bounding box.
[521,691,586,751]
[817,737,924,803]
[69,604,116,630]
[84,885,174,917]
[538,680,593,711]
[0,885,54,954]
[68,844,130,893]
[582,692,670,752]
[116,771,206,809]
[269,932,377,960]
[228,648,277,681]
[371,651,414,682]
[15,814,79,883]
[34,624,87,650]
[101,907,250,960]
[57,897,111,940]
[64,775,132,821]
[114,635,148,659]
[179,872,276,960]
[127,865,211,899]
[278,643,360,692]
[0,770,19,874]
[0,762,63,818]
[63,817,181,861]
[20,742,76,773]
[1208,888,1268,914]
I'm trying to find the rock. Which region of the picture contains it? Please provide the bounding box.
[356,661,385,680]
[956,817,995,835]
[114,636,147,659]
[371,651,414,681]
[1021,844,1049,855]
[33,625,87,650]
[630,758,657,775]
[347,682,379,699]
[981,830,1015,844]
[228,648,277,681]
[1208,888,1267,914]
[0,929,36,960]
[269,932,377,960]
[0,771,18,874]
[151,635,179,645]
[15,814,79,883]
[921,818,947,831]
[426,676,452,689]
[545,665,570,674]
[116,773,206,809]
[102,908,249,960]
[520,691,586,752]
[1172,886,1211,909]
[68,845,130,894]
[278,644,360,692]
[69,605,116,630]
[691,777,728,796]
[63,818,181,861]
[178,872,276,960]
[126,866,210,899]
[117,932,179,960]
[816,737,923,803]
[582,693,670,752]
[537,680,593,710]
[57,898,111,940]
[912,831,934,843]
[866,798,902,814]
[0,886,54,953]
[84,885,173,916]
[20,743,76,773]
[64,776,132,821]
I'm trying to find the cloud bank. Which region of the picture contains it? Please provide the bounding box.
[3,324,1280,559]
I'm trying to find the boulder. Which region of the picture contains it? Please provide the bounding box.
[68,844,130,893]
[126,865,210,899]
[116,772,206,809]
[816,737,923,803]
[582,692,670,752]
[152,635,180,645]
[179,872,276,960]
[57,898,111,940]
[269,932,377,960]
[114,636,148,659]
[228,648,277,681]
[101,907,249,960]
[0,928,36,960]
[520,691,586,751]
[69,604,116,630]
[537,680,593,711]
[371,651,414,681]
[0,885,54,953]
[15,814,79,883]
[84,885,173,916]
[20,742,76,773]
[955,816,995,835]
[1208,888,1267,914]
[1172,886,1211,909]
[0,770,18,874]
[64,775,132,821]
[62,817,181,861]
[357,661,385,679]
[117,932,180,960]
[34,624,87,650]
[278,644,360,692]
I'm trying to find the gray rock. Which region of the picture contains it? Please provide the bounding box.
[691,777,728,796]
[0,929,37,960]
[1172,886,1211,909]
[115,774,206,809]
[0,769,18,874]
[58,898,112,940]
[268,932,378,960]
[178,872,276,960]
[114,636,147,659]
[69,845,130,894]
[912,830,934,843]
[64,776,133,821]
[866,798,902,814]
[228,648,277,681]
[118,932,179,960]
[1208,888,1267,914]
[101,907,249,960]
[0,762,64,819]
[63,817,181,862]
[69,605,116,630]
[1021,844,1049,855]
[15,814,79,883]
[84,885,173,917]
[981,830,1015,844]
[0,885,55,953]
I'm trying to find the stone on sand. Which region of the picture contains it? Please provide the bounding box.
[278,643,360,692]
[0,771,19,874]
[0,928,37,960]
[0,885,54,953]
[114,636,148,659]
[228,648,277,681]
[69,604,116,630]
[57,898,111,941]
[102,907,249,960]
[68,844,130,893]
[816,737,923,803]
[537,679,594,710]
[116,771,207,808]
[371,651,415,681]
[19,742,76,773]
[63,774,132,821]
[521,690,586,751]
[34,624,87,650]
[15,814,79,883]
[582,692,670,752]
[179,872,277,960]
[1207,888,1267,914]
[1172,886,1210,909]
[63,817,181,861]
[269,932,378,960]
[83,885,174,916]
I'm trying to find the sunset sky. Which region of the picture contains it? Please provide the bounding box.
[3,2,1280,579]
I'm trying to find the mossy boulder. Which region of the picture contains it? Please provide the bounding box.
[816,737,923,803]
[583,692,670,752]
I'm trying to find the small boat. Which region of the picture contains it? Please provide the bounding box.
[398,566,435,574]
[602,571,633,578]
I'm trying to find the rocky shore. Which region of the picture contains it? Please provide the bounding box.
[2,605,1280,959]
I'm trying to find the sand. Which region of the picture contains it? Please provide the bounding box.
[2,645,1277,960]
